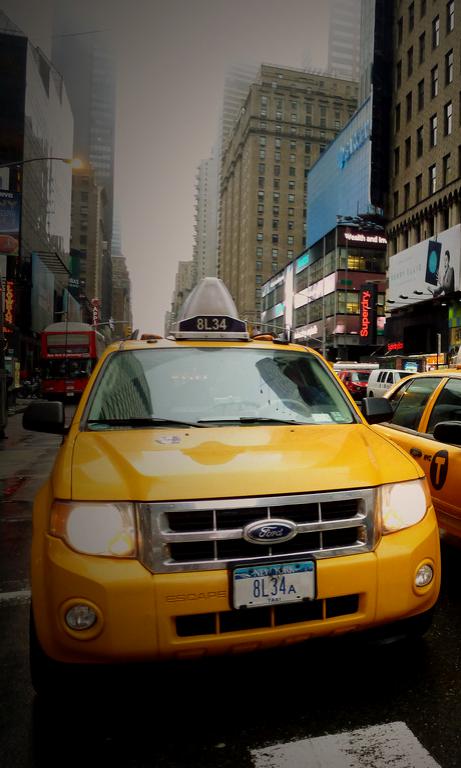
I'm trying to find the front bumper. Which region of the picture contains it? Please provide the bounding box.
[31,510,440,664]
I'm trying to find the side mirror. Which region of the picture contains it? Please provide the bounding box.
[433,420,461,447]
[361,396,394,425]
[23,401,66,435]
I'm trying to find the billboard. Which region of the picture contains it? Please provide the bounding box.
[0,191,20,256]
[359,283,377,345]
[388,224,461,304]
[307,97,373,248]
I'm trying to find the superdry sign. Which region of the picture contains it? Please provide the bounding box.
[359,283,377,345]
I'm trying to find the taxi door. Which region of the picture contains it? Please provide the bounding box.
[376,375,461,537]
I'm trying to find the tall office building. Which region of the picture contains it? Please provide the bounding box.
[327,0,362,81]
[193,152,218,282]
[52,3,116,322]
[0,11,73,368]
[219,64,358,325]
[385,0,461,360]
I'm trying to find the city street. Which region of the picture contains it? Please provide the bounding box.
[1,409,461,767]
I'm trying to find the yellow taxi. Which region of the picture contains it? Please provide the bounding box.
[369,368,461,538]
[23,278,441,693]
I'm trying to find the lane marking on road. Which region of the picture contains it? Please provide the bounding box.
[251,721,441,768]
[0,589,31,604]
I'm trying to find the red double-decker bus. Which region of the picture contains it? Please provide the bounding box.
[40,321,106,400]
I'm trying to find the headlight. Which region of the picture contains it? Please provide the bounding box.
[380,478,431,534]
[50,501,136,557]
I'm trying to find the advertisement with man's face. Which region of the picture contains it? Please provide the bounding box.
[388,224,460,304]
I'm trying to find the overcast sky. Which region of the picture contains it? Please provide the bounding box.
[1,0,332,332]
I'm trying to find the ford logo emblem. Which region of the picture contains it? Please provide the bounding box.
[243,519,297,545]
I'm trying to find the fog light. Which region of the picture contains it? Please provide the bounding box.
[415,564,434,588]
[65,604,97,630]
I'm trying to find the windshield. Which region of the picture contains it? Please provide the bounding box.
[85,347,356,428]
[351,372,370,383]
[41,359,95,379]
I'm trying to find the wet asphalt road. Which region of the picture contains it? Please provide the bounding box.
[1,408,461,767]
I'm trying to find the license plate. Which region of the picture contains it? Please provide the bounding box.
[233,560,315,609]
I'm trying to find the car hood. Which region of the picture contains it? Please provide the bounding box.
[54,423,422,501]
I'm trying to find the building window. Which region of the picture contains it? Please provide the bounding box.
[273,165,280,176]
[444,101,453,134]
[257,217,264,228]
[417,125,423,156]
[443,153,452,185]
[289,167,296,177]
[274,151,281,161]
[288,207,294,217]
[396,60,402,88]
[430,114,437,146]
[430,66,438,97]
[288,180,295,190]
[407,46,413,77]
[416,173,423,202]
[419,32,425,64]
[256,246,263,257]
[258,203,264,214]
[395,103,401,132]
[271,248,278,258]
[276,111,282,120]
[406,91,412,121]
[404,182,411,209]
[272,220,279,230]
[258,176,265,189]
[418,79,424,110]
[288,221,294,231]
[397,16,403,45]
[447,0,454,32]
[432,15,440,48]
[429,164,437,194]
[271,261,278,272]
[272,234,279,244]
[289,153,296,163]
[420,0,426,18]
[275,138,281,148]
[445,49,453,84]
[259,149,266,160]
[405,136,412,166]
[288,194,295,203]
[256,275,262,285]
[287,236,294,246]
[273,192,280,202]
[275,124,282,133]
[259,136,266,146]
[256,260,262,271]
[273,179,280,190]
[258,163,265,174]
[394,146,400,174]
[273,205,279,216]
[256,233,263,241]
[305,142,311,153]
[393,191,399,217]
[409,2,415,30]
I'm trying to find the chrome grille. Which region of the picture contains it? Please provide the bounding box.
[137,489,377,573]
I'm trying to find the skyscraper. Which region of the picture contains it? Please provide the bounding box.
[52,2,116,321]
[219,64,358,324]
[327,0,362,81]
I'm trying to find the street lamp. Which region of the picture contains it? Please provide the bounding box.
[0,157,83,170]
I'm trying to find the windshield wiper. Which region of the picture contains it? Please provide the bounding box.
[86,417,205,428]
[197,416,305,425]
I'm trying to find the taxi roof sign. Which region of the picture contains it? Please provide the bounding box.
[174,277,249,340]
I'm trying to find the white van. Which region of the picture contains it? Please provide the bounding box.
[366,368,411,398]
